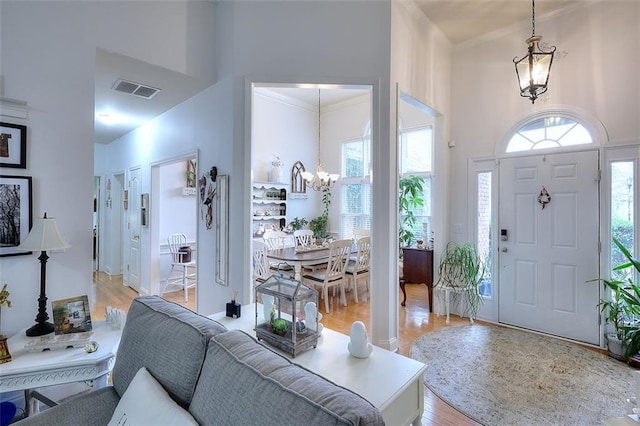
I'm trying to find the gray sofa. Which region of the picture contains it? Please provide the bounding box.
[17,296,384,426]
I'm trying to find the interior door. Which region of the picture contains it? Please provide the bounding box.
[499,151,600,344]
[128,167,142,292]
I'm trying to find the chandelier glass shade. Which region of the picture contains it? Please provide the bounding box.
[303,88,339,191]
[513,0,556,103]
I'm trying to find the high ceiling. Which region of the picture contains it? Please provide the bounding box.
[415,0,580,46]
[93,0,584,145]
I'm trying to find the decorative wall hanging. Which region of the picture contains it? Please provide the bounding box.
[0,175,32,257]
[216,175,229,286]
[537,186,551,209]
[290,160,308,199]
[0,122,27,169]
[200,167,217,230]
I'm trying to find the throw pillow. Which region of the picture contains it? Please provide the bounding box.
[108,367,198,426]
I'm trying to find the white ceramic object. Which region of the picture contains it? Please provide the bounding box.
[348,321,373,359]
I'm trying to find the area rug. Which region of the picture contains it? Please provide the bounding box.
[409,325,636,425]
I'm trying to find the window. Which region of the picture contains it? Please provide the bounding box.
[506,116,592,153]
[611,161,635,281]
[477,171,493,297]
[340,137,371,239]
[399,126,433,245]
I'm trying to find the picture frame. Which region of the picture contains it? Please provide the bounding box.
[0,175,32,257]
[52,295,93,335]
[0,122,27,169]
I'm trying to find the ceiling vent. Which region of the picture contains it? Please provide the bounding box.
[111,79,160,99]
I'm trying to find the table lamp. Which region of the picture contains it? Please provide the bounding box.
[18,213,71,336]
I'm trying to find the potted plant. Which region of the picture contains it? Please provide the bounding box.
[309,214,329,241]
[590,237,640,360]
[290,217,308,231]
[434,242,486,321]
[399,175,424,248]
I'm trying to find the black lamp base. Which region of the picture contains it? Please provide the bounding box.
[26,321,54,337]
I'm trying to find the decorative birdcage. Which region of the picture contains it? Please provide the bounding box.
[255,275,319,357]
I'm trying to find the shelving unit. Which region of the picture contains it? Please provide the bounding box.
[252,181,287,235]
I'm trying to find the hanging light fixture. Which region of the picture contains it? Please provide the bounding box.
[513,0,556,103]
[301,88,339,191]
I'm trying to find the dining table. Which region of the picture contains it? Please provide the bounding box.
[266,245,335,281]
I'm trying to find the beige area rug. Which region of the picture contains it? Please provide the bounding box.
[409,325,636,426]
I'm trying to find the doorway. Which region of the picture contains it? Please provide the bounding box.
[498,151,600,344]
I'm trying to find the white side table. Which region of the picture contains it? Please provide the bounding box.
[209,305,428,426]
[0,321,121,417]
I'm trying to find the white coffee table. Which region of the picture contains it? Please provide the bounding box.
[0,321,122,416]
[209,305,427,426]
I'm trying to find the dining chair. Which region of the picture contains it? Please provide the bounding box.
[262,230,295,275]
[345,236,371,303]
[263,230,295,249]
[302,239,352,314]
[161,233,196,302]
[352,228,371,242]
[252,240,271,287]
[293,229,315,248]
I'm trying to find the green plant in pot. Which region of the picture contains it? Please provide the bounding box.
[309,187,332,241]
[309,214,329,241]
[590,237,640,360]
[290,217,308,231]
[399,175,424,248]
[434,242,486,321]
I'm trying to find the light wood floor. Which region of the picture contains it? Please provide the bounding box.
[92,272,480,426]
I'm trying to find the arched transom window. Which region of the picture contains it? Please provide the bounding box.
[506,116,593,153]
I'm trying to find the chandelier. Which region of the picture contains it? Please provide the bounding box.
[513,0,556,103]
[301,88,339,191]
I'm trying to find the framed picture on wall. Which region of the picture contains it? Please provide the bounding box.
[0,122,27,169]
[52,295,93,335]
[0,175,32,257]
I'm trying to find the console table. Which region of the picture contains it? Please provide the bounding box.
[209,306,427,426]
[400,248,434,310]
[0,321,122,417]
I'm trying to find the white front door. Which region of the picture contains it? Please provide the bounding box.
[127,167,142,292]
[499,151,600,344]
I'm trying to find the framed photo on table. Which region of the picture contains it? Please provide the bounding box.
[0,122,27,169]
[52,295,93,334]
[0,175,32,257]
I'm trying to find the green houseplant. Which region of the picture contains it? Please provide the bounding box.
[309,187,332,241]
[399,175,424,248]
[591,237,640,359]
[434,242,486,321]
[309,214,329,240]
[290,217,308,231]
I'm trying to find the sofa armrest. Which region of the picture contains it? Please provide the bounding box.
[15,386,120,426]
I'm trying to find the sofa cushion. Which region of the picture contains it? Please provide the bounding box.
[112,296,227,408]
[108,367,198,426]
[16,387,120,426]
[189,330,384,426]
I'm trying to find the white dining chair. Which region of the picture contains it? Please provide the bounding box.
[302,239,352,314]
[263,230,295,275]
[352,228,371,242]
[293,229,315,248]
[161,233,196,302]
[252,240,271,287]
[345,236,371,303]
[263,230,295,250]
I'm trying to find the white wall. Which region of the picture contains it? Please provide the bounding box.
[449,1,640,244]
[252,89,319,223]
[158,161,197,243]
[0,0,215,337]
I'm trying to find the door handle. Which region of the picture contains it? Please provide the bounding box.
[501,247,508,252]
[133,235,140,241]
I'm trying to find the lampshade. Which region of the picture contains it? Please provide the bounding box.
[19,214,70,252]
